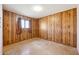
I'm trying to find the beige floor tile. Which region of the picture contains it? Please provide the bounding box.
[3,38,79,55]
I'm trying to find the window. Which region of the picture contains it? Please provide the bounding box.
[21,19,30,29]
[21,20,25,28]
[25,20,30,28]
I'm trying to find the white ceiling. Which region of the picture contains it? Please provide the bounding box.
[3,4,77,18]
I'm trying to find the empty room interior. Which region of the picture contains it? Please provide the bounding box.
[3,4,79,55]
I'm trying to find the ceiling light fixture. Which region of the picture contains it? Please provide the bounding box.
[33,5,43,12]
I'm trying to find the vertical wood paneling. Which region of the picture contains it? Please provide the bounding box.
[62,11,67,45]
[3,10,10,45]
[51,15,55,41]
[32,19,39,38]
[69,8,77,47]
[3,8,77,47]
[39,17,48,39]
[48,16,52,41]
[11,12,16,43]
[73,8,77,47]
[3,10,39,46]
[54,13,62,43]
[62,10,71,45]
[39,8,77,47]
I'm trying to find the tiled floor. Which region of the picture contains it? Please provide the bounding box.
[3,38,78,55]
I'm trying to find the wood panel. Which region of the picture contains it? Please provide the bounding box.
[32,19,39,38]
[69,8,77,47]
[73,8,77,47]
[11,12,16,43]
[62,11,70,45]
[3,10,39,46]
[39,17,48,39]
[3,10,10,45]
[54,13,62,43]
[51,16,55,41]
[39,8,77,47]
[48,15,52,41]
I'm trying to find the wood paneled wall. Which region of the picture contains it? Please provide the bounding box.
[3,8,77,47]
[39,8,77,47]
[3,10,39,46]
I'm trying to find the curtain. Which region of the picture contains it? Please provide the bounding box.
[16,17,22,34]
